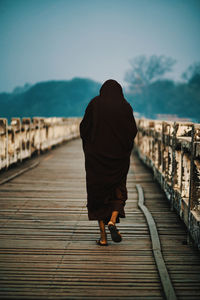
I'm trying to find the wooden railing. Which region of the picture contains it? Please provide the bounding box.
[1,115,200,247]
[135,119,200,248]
[0,117,80,170]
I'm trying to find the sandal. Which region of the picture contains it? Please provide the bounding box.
[96,239,108,246]
[108,222,122,243]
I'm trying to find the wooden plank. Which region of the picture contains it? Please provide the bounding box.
[0,139,164,299]
[0,162,39,185]
[131,152,200,300]
[136,184,177,300]
[0,139,200,299]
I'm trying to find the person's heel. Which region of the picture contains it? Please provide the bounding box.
[96,239,108,246]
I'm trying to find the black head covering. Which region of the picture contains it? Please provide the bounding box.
[100,79,124,99]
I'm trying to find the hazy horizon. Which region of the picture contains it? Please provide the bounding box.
[0,0,200,93]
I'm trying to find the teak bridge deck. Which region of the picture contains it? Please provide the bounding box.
[0,139,200,299]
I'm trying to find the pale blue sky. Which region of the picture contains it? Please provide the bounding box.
[0,0,200,92]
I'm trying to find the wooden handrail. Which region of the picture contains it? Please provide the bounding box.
[0,117,81,171]
[1,115,199,248]
[135,118,200,249]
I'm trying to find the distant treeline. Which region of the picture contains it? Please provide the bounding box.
[0,78,101,121]
[0,64,200,122]
[127,75,200,122]
[125,55,200,122]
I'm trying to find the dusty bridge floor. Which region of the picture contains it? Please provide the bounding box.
[0,138,200,299]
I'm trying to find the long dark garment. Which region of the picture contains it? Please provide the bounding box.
[80,80,138,224]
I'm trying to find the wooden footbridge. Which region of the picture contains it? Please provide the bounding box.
[0,117,200,299]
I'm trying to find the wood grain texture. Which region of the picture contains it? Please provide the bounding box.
[132,153,200,300]
[136,184,177,300]
[0,139,199,299]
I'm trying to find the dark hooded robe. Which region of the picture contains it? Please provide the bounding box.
[80,79,138,224]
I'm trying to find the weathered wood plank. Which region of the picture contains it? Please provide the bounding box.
[131,152,200,300]
[136,183,177,300]
[0,139,199,299]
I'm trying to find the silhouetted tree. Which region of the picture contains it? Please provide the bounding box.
[182,62,200,82]
[189,73,200,87]
[125,55,176,92]
[12,83,32,94]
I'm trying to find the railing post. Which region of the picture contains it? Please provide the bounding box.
[161,121,164,176]
[5,119,9,169]
[19,119,23,162]
[0,118,9,169]
[29,119,31,157]
[170,122,178,211]
[187,124,195,244]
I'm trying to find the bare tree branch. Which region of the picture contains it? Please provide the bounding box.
[125,55,176,92]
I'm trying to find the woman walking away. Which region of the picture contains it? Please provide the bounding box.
[80,79,138,246]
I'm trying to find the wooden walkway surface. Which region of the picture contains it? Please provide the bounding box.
[0,138,199,299]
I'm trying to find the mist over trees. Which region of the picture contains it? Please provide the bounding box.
[125,55,200,122]
[0,56,199,122]
[125,55,176,91]
[181,62,200,82]
[0,78,101,121]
